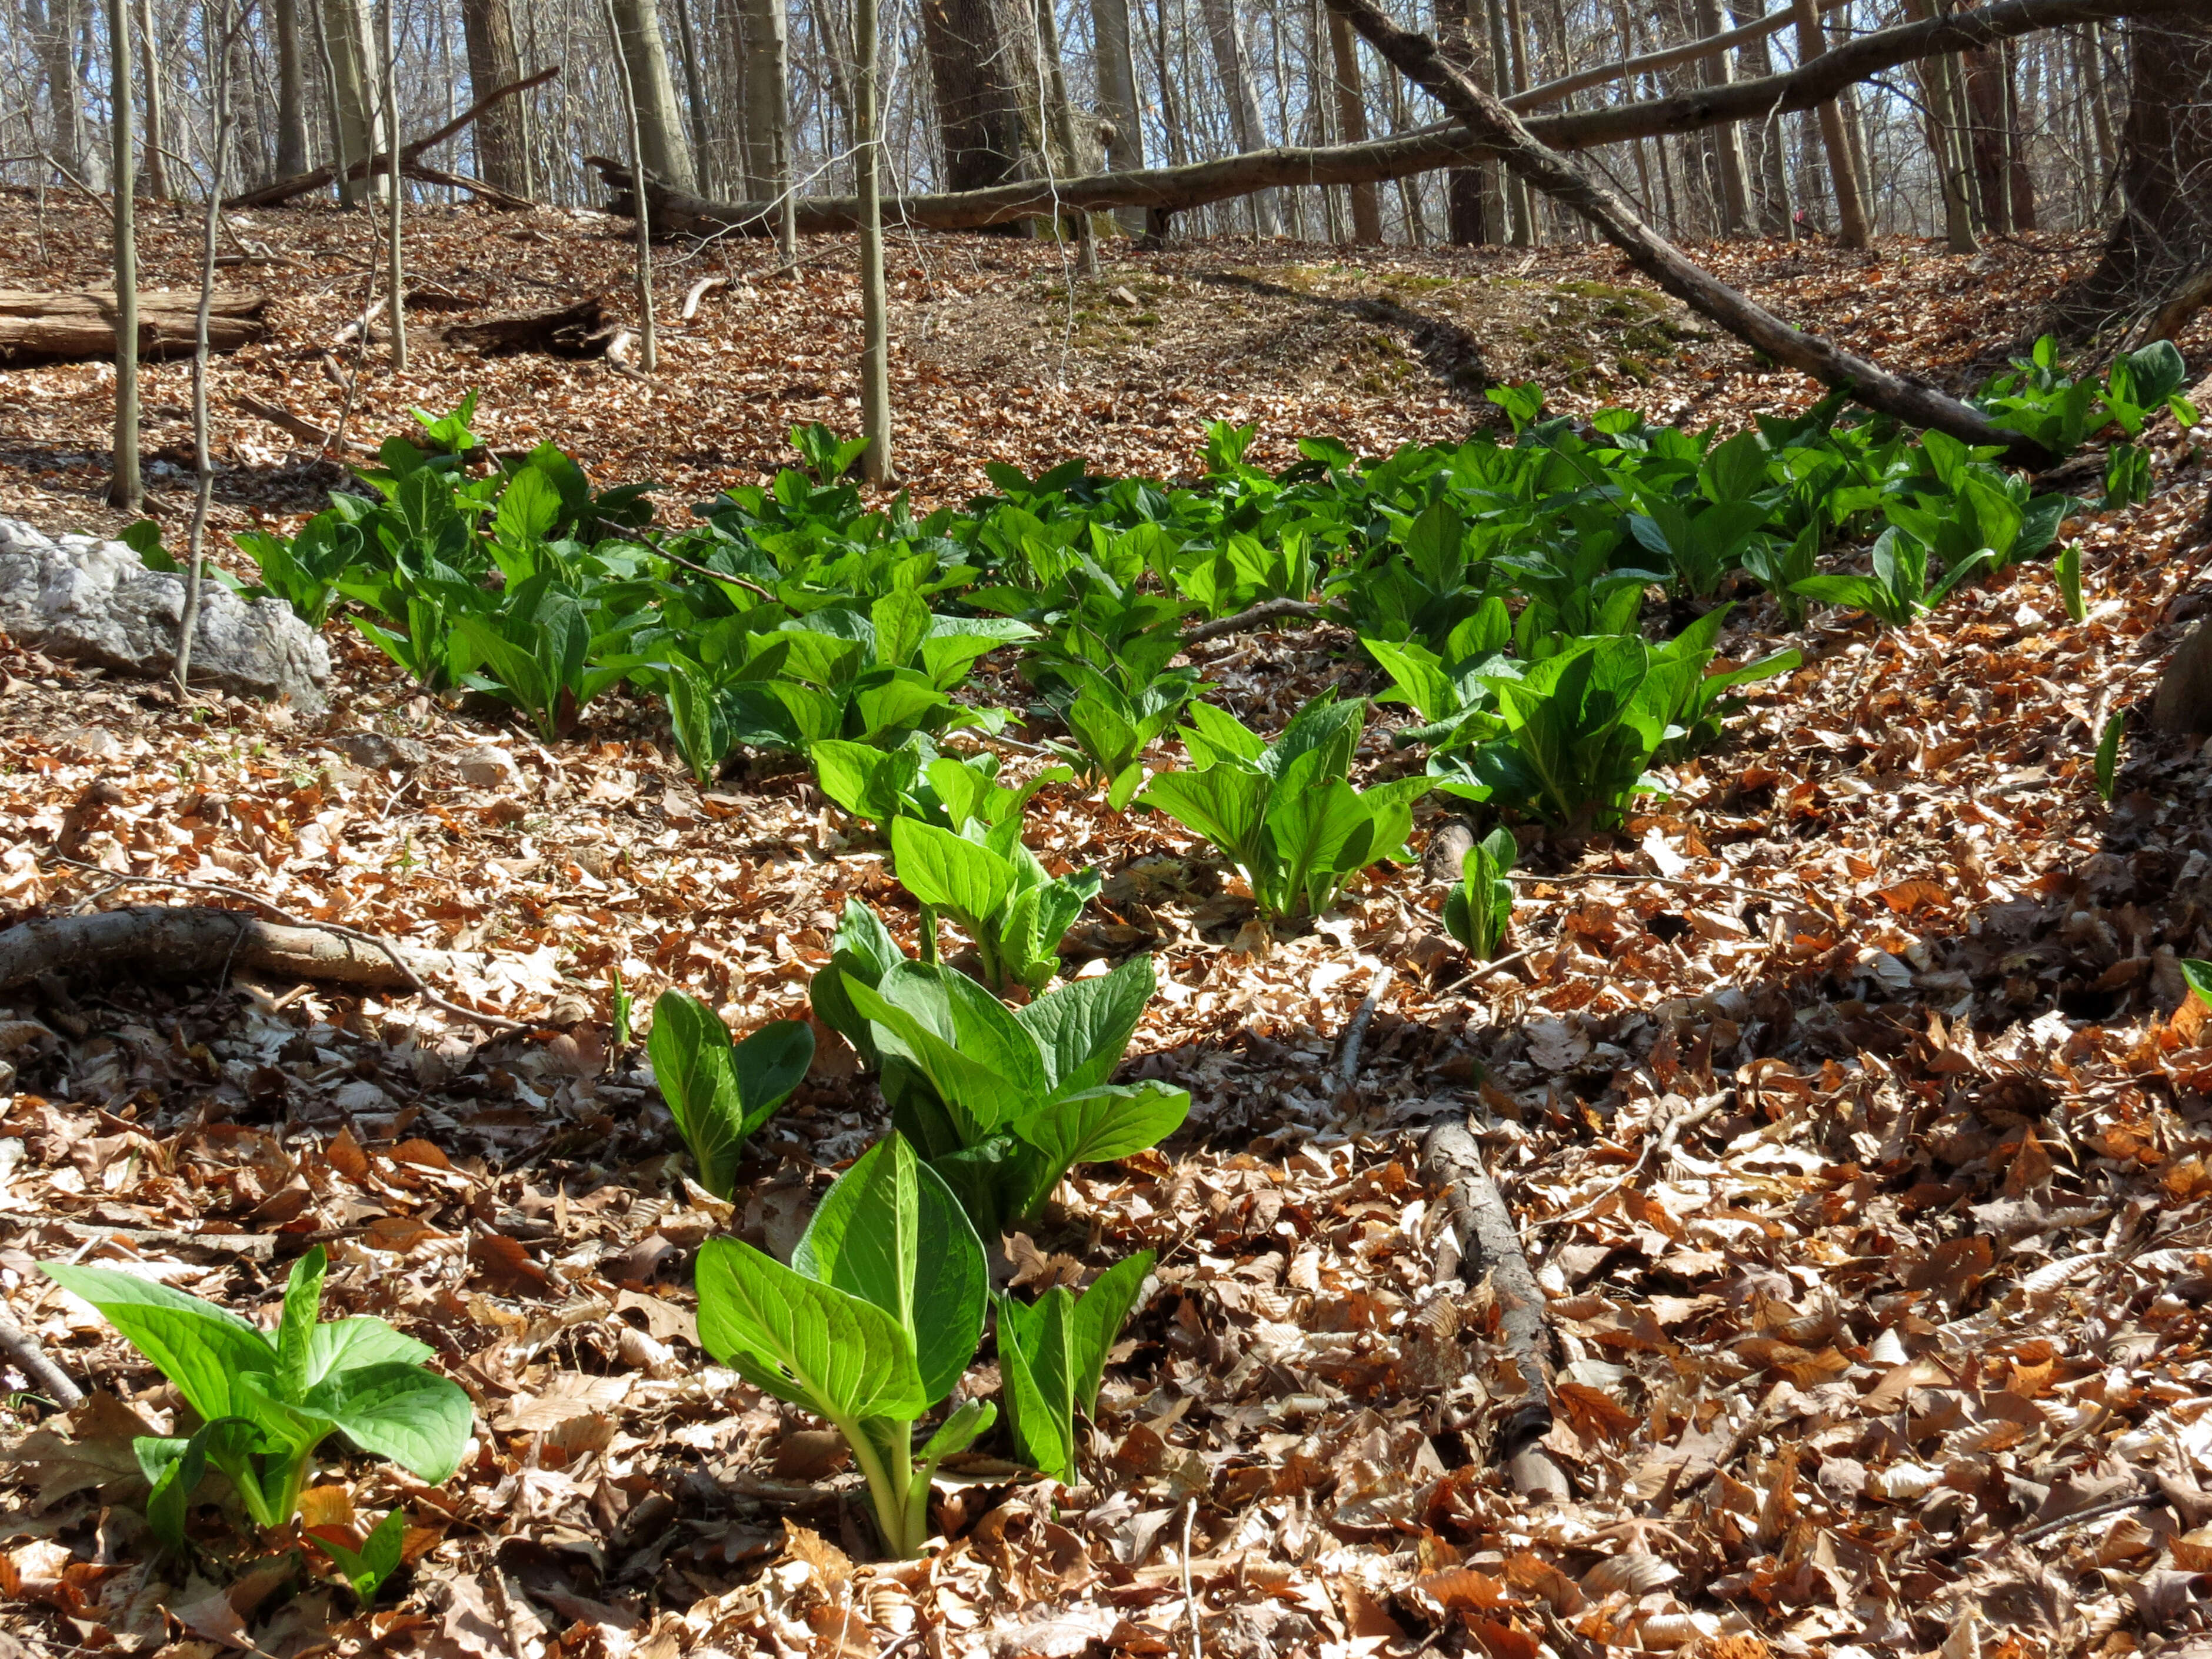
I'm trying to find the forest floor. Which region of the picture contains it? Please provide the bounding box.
[2,198,2212,1659]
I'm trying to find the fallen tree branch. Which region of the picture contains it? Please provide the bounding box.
[1332,964,1394,1100]
[224,64,560,209]
[594,0,2177,238]
[0,1215,363,1261]
[2140,266,2212,347]
[0,1304,83,1406]
[1180,597,1342,648]
[1424,1117,1568,1500]
[231,392,364,455]
[1514,0,1850,111]
[26,861,534,1031]
[681,275,729,319]
[1324,0,2056,468]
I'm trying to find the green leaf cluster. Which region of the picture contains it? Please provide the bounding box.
[1139,694,1429,920]
[997,1252,1153,1484]
[645,991,813,1198]
[1443,827,1517,960]
[42,1247,472,1570]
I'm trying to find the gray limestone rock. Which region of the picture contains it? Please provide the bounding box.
[0,517,331,714]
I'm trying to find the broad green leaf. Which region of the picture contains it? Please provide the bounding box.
[1068,1251,1152,1414]
[812,739,911,828]
[1017,955,1154,1097]
[2182,960,2212,1010]
[308,1317,434,1389]
[306,1506,407,1601]
[1008,1081,1191,1191]
[890,819,1016,925]
[792,1135,987,1405]
[41,1263,274,1424]
[842,965,1041,1137]
[1138,765,1272,871]
[648,991,750,1199]
[277,1246,327,1402]
[732,1021,814,1131]
[996,1288,1077,1482]
[307,1361,475,1483]
[695,1237,927,1422]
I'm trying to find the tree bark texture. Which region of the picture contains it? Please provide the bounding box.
[0,288,267,362]
[320,0,382,202]
[459,0,534,196]
[2058,11,2212,329]
[136,0,169,198]
[272,0,312,179]
[1435,0,1491,244]
[107,0,139,513]
[1092,0,1145,232]
[1327,6,1382,243]
[1202,0,1280,233]
[917,0,1030,194]
[1790,0,1868,246]
[0,905,485,995]
[608,0,695,192]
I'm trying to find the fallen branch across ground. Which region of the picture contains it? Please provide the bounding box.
[1324,0,2055,468]
[0,902,475,997]
[1423,1117,1570,1501]
[594,0,2177,239]
[0,286,266,364]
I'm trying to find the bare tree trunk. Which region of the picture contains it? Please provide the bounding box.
[1790,0,1868,245]
[31,0,88,181]
[1327,6,1381,242]
[1963,37,2013,232]
[1728,0,1787,231]
[272,0,311,179]
[179,0,238,701]
[136,0,168,198]
[1437,0,1490,244]
[918,0,1029,194]
[321,0,380,205]
[459,0,534,195]
[1202,0,1278,234]
[1094,0,1145,234]
[381,0,406,368]
[609,0,697,191]
[670,0,714,193]
[2056,12,2212,329]
[742,0,795,271]
[1321,0,2057,465]
[856,0,893,481]
[1693,0,1749,232]
[1485,0,1530,242]
[106,0,139,512]
[1035,0,1098,272]
[604,0,659,368]
[1907,0,1978,251]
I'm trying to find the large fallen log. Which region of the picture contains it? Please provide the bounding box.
[0,287,266,364]
[1324,0,2056,468]
[594,0,2180,238]
[436,296,609,357]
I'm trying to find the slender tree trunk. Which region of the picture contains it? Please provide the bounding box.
[1436,0,1489,243]
[1093,0,1144,233]
[381,0,405,368]
[605,0,660,368]
[321,0,379,204]
[1327,6,1381,242]
[1963,38,2013,232]
[671,0,713,193]
[2002,36,2038,229]
[1035,0,1097,272]
[32,0,88,180]
[1727,0,1786,231]
[459,0,533,195]
[272,0,311,178]
[1202,0,1278,234]
[1485,0,1530,243]
[135,0,168,198]
[1502,0,1535,241]
[1789,0,1868,245]
[918,0,1028,194]
[742,0,795,270]
[1905,0,1978,251]
[1693,0,1748,232]
[855,0,892,480]
[107,0,139,512]
[179,0,237,701]
[609,0,697,190]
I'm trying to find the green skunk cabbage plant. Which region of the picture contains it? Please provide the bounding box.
[833,954,1188,1236]
[648,992,811,1200]
[890,816,1100,996]
[1139,695,1430,921]
[1443,827,1517,960]
[997,1251,1153,1485]
[1045,665,1202,811]
[694,1135,994,1558]
[42,1247,471,1568]
[811,739,1070,841]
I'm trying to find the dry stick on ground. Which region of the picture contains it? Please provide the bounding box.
[3,1217,366,1260]
[1424,1117,1570,1500]
[0,1304,84,1406]
[1322,0,2055,468]
[681,275,729,319]
[1180,597,1347,649]
[593,0,2173,240]
[32,859,534,1030]
[1332,964,1394,1100]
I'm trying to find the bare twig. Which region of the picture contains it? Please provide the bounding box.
[0,1304,84,1405]
[2014,1488,2161,1544]
[1180,1497,1201,1659]
[1505,869,1817,909]
[1332,964,1393,1098]
[1181,597,1346,649]
[681,275,730,319]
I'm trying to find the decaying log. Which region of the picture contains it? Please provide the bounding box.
[1325,0,2056,468]
[0,904,480,996]
[0,287,266,364]
[1424,1118,1570,1501]
[592,0,2177,239]
[436,296,609,357]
